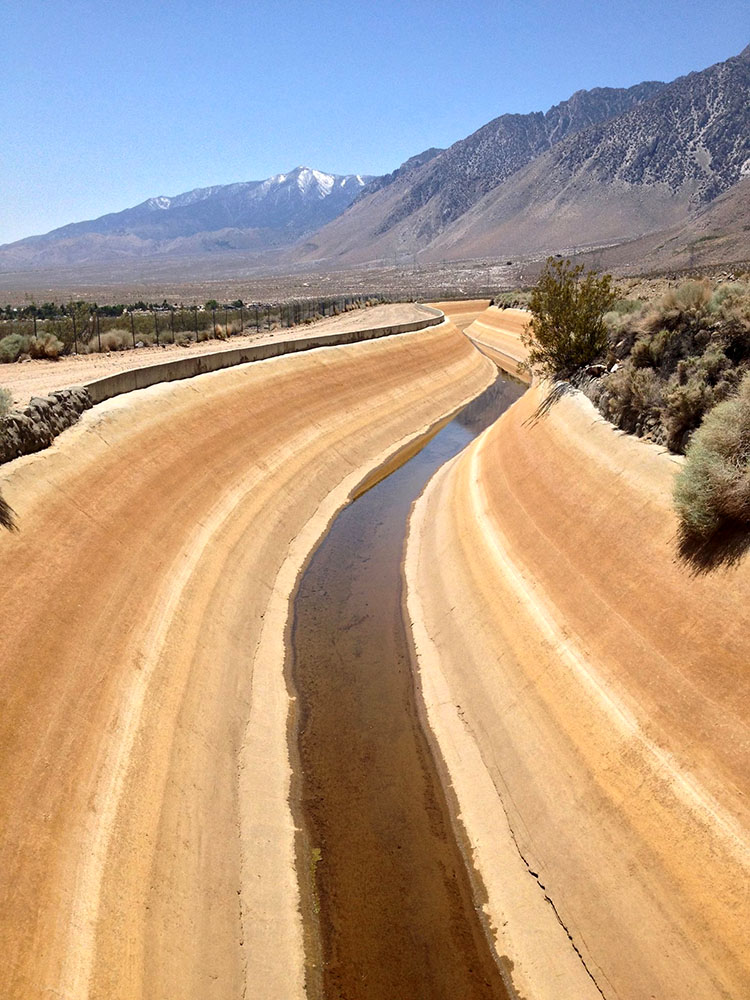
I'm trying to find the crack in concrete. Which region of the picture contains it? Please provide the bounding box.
[455,707,612,1000]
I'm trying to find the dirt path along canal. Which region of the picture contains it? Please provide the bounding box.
[290,376,525,1000]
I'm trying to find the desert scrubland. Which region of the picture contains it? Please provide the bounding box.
[0,313,494,999]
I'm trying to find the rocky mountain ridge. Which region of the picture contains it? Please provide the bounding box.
[420,42,750,262]
[297,44,750,267]
[372,80,666,240]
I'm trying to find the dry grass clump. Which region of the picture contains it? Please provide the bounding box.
[0,386,12,418]
[89,328,132,352]
[29,334,64,360]
[587,278,750,453]
[0,333,63,363]
[674,373,750,538]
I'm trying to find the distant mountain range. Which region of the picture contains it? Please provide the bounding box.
[0,167,371,270]
[2,44,749,280]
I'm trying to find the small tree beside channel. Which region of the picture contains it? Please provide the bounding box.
[523,257,615,380]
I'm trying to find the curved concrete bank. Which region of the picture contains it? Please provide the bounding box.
[429,299,490,333]
[0,306,442,466]
[406,383,750,1000]
[0,319,494,1000]
[84,306,443,404]
[464,306,530,381]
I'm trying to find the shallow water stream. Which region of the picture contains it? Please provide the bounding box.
[290,375,525,999]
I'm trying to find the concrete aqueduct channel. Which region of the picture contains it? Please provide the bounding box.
[1,301,749,1000]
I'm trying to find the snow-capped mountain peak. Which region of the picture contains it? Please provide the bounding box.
[8,166,376,257]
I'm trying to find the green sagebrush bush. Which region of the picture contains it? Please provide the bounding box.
[0,333,29,363]
[523,258,615,379]
[674,372,750,538]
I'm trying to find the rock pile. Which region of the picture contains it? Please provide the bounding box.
[0,387,92,465]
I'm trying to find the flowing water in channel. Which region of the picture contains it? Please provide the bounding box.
[290,375,525,1000]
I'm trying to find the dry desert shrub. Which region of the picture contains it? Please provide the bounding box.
[28,333,63,360]
[93,328,132,352]
[589,278,750,452]
[599,366,664,438]
[0,386,12,418]
[674,372,750,538]
[670,279,713,313]
[0,332,63,362]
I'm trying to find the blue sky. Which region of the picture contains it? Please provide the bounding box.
[1,0,748,244]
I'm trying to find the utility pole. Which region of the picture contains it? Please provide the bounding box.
[129,310,136,348]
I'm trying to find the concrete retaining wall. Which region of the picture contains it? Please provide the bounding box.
[85,310,444,405]
[1,309,444,467]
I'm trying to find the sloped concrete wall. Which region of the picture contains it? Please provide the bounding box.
[85,312,444,405]
[0,310,444,465]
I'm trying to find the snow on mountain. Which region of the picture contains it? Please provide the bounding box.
[0,166,374,267]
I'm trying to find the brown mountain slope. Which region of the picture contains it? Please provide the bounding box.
[292,82,665,266]
[293,45,750,268]
[575,174,750,273]
[424,45,750,261]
